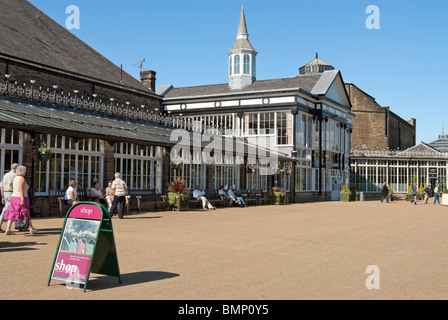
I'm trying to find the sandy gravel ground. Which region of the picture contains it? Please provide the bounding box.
[1,200,447,300]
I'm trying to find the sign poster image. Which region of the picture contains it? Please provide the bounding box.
[51,218,101,284]
[48,202,121,292]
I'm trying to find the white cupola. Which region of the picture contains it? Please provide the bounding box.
[228,6,257,90]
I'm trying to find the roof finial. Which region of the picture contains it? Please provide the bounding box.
[316,52,319,59]
[237,5,248,36]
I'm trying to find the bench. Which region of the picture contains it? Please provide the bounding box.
[188,190,226,209]
[238,189,258,207]
[206,190,226,208]
[128,189,166,212]
[256,191,271,205]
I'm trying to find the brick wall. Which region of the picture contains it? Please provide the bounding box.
[0,58,162,114]
[346,83,416,150]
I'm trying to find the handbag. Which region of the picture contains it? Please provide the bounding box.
[15,207,29,230]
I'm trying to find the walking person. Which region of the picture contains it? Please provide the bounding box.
[380,182,389,203]
[424,185,431,204]
[410,184,418,205]
[109,173,128,219]
[0,163,18,233]
[434,184,441,205]
[4,165,38,235]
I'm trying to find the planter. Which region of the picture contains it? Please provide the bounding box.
[349,192,359,201]
[340,192,351,202]
[38,154,49,162]
[167,192,189,211]
[270,192,286,205]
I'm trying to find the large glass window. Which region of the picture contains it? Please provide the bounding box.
[170,150,206,190]
[260,112,275,135]
[115,143,162,193]
[277,112,292,145]
[244,112,292,145]
[34,134,104,195]
[0,129,22,181]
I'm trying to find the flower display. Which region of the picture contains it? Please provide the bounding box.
[246,164,256,174]
[170,160,184,170]
[31,142,52,161]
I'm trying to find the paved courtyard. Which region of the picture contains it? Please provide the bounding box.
[1,200,447,300]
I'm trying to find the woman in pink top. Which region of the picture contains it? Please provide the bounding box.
[4,165,38,235]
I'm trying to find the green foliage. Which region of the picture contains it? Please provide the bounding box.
[168,178,187,194]
[269,187,285,204]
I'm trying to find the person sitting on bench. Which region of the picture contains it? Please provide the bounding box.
[228,186,246,207]
[193,186,215,210]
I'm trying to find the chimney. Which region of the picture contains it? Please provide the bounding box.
[140,70,156,92]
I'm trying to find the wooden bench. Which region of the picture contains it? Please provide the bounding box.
[188,190,225,209]
[206,190,226,208]
[256,191,271,205]
[127,189,166,212]
[238,189,258,207]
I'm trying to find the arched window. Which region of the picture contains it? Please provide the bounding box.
[244,54,250,74]
[229,56,233,75]
[252,55,256,78]
[234,55,240,75]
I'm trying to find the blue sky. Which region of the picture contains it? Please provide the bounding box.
[28,0,448,144]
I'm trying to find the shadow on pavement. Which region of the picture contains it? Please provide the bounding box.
[86,271,180,291]
[0,241,48,253]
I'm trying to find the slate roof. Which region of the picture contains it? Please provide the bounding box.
[162,73,323,99]
[0,98,294,160]
[0,0,150,93]
[0,98,174,146]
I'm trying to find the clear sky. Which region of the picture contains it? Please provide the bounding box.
[28,0,448,145]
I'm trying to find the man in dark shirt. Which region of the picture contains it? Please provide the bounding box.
[424,186,431,204]
[380,182,389,203]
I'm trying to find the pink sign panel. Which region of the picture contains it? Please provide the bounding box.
[69,204,102,220]
[52,252,92,284]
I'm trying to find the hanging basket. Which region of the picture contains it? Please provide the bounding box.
[31,142,52,162]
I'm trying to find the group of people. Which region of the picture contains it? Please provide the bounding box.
[192,185,247,211]
[64,172,128,219]
[381,181,442,205]
[410,183,441,205]
[0,163,38,235]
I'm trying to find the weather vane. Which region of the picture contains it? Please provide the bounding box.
[135,58,146,73]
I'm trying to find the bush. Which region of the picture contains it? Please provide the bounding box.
[168,178,187,194]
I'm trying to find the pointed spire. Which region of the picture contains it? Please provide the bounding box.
[237,6,248,38]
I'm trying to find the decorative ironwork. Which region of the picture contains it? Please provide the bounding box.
[0,80,237,135]
[351,149,448,159]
